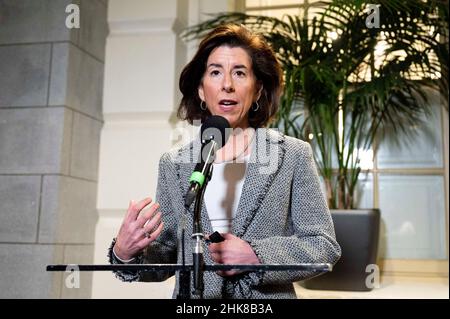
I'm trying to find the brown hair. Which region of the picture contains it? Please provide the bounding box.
[177,24,283,128]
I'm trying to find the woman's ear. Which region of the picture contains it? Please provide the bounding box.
[198,83,205,102]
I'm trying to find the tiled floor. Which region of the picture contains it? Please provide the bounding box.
[295,276,449,299]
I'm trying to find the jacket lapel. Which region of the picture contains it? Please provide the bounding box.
[232,128,286,237]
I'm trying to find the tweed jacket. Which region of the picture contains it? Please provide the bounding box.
[108,127,341,299]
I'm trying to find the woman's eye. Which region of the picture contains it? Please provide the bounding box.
[235,70,246,77]
[210,70,220,76]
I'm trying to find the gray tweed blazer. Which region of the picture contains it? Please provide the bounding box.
[109,128,341,299]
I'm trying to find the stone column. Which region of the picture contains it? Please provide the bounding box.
[0,0,107,298]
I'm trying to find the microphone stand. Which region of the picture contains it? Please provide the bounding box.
[182,135,217,298]
[192,160,212,298]
[176,214,190,299]
[190,137,216,298]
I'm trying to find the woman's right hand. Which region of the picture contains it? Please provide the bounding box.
[113,197,164,261]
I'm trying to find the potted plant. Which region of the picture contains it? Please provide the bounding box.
[183,0,448,291]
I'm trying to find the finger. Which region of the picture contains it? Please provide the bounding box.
[208,242,223,253]
[142,221,164,245]
[124,200,135,222]
[209,252,221,263]
[216,270,237,277]
[136,202,160,227]
[135,197,153,214]
[221,270,239,277]
[142,212,162,233]
[127,197,153,222]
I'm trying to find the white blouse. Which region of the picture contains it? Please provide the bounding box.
[204,153,250,233]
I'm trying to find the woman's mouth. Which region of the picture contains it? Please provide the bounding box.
[218,99,237,112]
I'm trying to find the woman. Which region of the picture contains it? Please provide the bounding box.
[108,24,341,299]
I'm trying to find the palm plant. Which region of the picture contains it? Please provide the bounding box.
[183,0,448,209]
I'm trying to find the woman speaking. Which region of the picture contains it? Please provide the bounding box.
[108,24,341,299]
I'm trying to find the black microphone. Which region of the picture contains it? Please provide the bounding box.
[184,115,230,208]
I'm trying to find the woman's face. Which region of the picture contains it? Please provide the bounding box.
[198,45,261,129]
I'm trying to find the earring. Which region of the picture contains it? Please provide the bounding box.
[200,101,207,111]
[252,101,260,112]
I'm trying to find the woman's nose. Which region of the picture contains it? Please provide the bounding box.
[222,74,235,93]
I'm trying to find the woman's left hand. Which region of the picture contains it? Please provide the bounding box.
[207,233,260,276]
